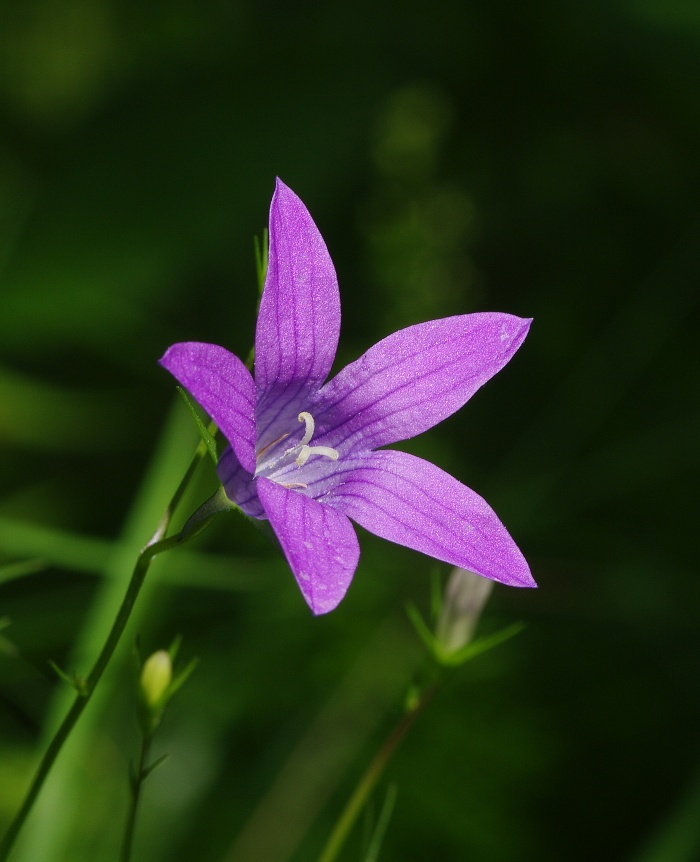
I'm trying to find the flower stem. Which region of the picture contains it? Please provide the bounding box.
[316,684,437,862]
[0,434,210,861]
[120,734,152,862]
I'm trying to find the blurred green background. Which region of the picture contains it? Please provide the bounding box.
[1,0,699,860]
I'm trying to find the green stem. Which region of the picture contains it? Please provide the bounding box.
[0,535,177,860]
[0,436,210,861]
[316,685,437,862]
[121,734,152,862]
[150,432,211,544]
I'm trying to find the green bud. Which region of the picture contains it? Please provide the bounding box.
[140,650,172,709]
[435,568,493,655]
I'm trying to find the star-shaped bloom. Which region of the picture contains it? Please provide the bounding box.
[160,179,535,614]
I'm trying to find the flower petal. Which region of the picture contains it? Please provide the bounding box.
[257,478,360,615]
[159,342,256,474]
[313,314,531,452]
[255,179,341,410]
[318,449,535,588]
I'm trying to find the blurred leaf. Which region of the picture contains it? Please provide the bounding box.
[0,364,143,451]
[630,765,700,862]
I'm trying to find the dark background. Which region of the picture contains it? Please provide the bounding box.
[1,1,698,860]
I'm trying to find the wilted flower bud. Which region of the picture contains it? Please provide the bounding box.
[435,568,493,655]
[140,650,172,709]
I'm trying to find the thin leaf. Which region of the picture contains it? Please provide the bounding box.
[438,622,526,667]
[163,657,198,705]
[176,386,218,464]
[167,634,183,665]
[405,603,437,655]
[0,617,18,658]
[254,228,269,295]
[142,754,169,781]
[363,784,398,862]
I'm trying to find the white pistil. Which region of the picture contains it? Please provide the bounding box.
[295,412,339,467]
[296,445,340,467]
[298,412,315,446]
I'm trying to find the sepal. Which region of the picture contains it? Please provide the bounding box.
[406,567,526,667]
[179,486,236,543]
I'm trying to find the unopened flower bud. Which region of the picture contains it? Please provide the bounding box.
[140,650,172,709]
[436,568,493,655]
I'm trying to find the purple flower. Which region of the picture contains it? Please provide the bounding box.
[160,179,535,614]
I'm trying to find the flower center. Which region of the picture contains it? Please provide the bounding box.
[294,412,339,466]
[255,411,339,486]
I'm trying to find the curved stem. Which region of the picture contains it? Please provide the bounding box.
[0,432,211,861]
[316,685,437,862]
